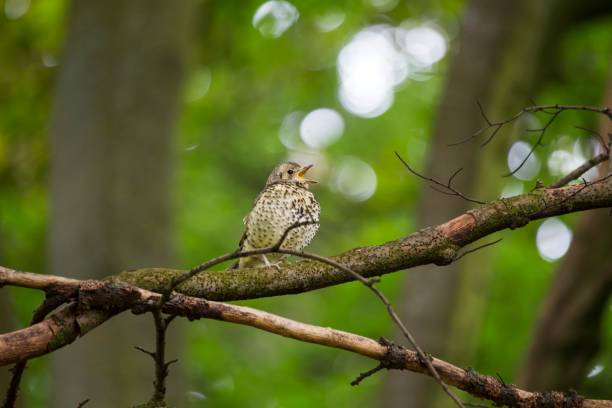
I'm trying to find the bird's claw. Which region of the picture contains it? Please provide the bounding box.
[262,255,282,271]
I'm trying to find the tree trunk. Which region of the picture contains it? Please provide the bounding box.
[518,76,612,392]
[381,0,565,406]
[47,0,190,406]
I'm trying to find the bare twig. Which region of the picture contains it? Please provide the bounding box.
[504,110,560,177]
[350,363,384,386]
[76,399,90,408]
[548,152,609,188]
[273,248,465,407]
[395,152,485,204]
[454,238,503,262]
[149,309,171,403]
[449,103,612,177]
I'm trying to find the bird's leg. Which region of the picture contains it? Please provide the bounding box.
[261,254,282,271]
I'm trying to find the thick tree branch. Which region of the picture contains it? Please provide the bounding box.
[3,183,609,306]
[0,281,610,407]
[111,180,612,301]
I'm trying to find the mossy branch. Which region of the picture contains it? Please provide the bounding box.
[113,179,612,300]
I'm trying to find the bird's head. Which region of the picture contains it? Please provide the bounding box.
[266,161,317,188]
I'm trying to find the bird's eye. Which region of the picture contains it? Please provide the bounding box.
[287,169,294,175]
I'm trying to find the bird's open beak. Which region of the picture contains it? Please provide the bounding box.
[297,164,317,183]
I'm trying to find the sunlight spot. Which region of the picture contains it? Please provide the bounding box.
[400,24,447,67]
[185,68,212,102]
[4,0,29,19]
[315,10,345,32]
[548,139,599,183]
[186,391,207,401]
[500,182,523,198]
[253,1,299,38]
[338,27,403,117]
[299,108,344,149]
[536,218,572,262]
[369,0,399,12]
[337,23,447,118]
[587,364,604,378]
[41,53,58,68]
[331,157,377,202]
[507,141,541,181]
[184,144,199,152]
[211,376,235,391]
[279,111,305,150]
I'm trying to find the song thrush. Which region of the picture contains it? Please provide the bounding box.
[230,162,320,269]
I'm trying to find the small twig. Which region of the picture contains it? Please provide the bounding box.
[504,111,559,177]
[134,346,156,359]
[548,152,609,188]
[395,152,485,205]
[76,399,90,408]
[2,295,66,408]
[137,308,177,404]
[350,363,384,386]
[454,238,503,262]
[271,248,465,408]
[448,104,612,176]
[574,125,608,150]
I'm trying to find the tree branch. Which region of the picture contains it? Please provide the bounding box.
[112,179,612,301]
[1,179,612,406]
[548,152,609,188]
[1,282,610,407]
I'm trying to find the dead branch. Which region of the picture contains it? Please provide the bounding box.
[450,103,611,177]
[548,152,609,188]
[395,152,486,204]
[2,295,66,408]
[0,278,610,407]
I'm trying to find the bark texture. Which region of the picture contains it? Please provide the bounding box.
[47,0,190,406]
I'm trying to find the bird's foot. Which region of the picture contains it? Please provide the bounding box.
[262,255,282,271]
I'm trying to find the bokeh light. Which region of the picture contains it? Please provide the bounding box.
[315,10,345,33]
[337,23,447,118]
[507,141,541,181]
[279,111,305,150]
[548,140,598,182]
[587,364,604,378]
[500,181,523,198]
[252,1,299,38]
[536,218,572,262]
[331,157,377,201]
[299,108,344,149]
[369,0,399,12]
[4,0,29,19]
[400,24,447,67]
[184,67,212,102]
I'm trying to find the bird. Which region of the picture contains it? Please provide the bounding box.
[230,161,320,269]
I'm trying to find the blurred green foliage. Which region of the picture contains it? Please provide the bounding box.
[0,0,611,406]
